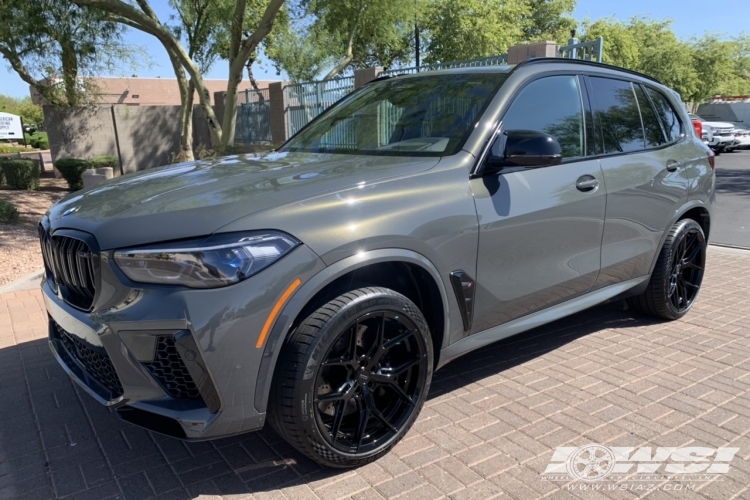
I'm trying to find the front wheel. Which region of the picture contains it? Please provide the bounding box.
[628,219,706,320]
[268,287,433,468]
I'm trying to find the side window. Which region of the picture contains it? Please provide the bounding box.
[500,75,584,160]
[646,88,682,142]
[634,85,667,147]
[589,77,645,154]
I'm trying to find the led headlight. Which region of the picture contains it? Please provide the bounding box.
[113,231,299,288]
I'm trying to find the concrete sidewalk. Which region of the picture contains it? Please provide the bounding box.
[1,248,750,500]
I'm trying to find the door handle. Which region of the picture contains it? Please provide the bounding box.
[576,175,599,192]
[666,159,681,172]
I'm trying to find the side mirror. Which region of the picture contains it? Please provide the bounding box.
[485,130,563,173]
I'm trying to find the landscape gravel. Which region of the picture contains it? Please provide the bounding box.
[0,177,68,286]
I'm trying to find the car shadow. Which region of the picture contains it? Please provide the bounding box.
[0,301,663,499]
[715,152,750,198]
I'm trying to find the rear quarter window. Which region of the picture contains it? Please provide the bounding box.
[589,77,645,154]
[646,88,682,142]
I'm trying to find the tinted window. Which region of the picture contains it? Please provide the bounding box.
[501,75,584,159]
[281,74,504,157]
[646,88,682,142]
[589,77,645,153]
[634,85,666,147]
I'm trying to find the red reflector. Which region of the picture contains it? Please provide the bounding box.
[692,120,702,137]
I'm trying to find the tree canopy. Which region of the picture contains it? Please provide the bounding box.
[581,17,750,103]
[0,0,145,106]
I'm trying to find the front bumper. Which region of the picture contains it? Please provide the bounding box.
[44,243,325,440]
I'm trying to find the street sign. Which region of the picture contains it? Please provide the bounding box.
[0,112,24,140]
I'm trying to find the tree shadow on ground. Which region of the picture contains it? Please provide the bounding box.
[0,301,663,499]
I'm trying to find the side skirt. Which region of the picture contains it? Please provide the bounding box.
[436,275,649,369]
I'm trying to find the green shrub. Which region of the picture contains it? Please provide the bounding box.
[0,158,40,190]
[90,155,118,169]
[0,145,28,154]
[33,132,48,149]
[0,200,20,224]
[54,158,93,190]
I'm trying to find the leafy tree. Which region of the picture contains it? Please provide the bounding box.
[689,34,750,102]
[265,21,335,82]
[303,0,416,79]
[523,0,577,43]
[423,0,528,63]
[0,95,44,126]
[74,0,287,149]
[580,17,698,101]
[0,0,144,106]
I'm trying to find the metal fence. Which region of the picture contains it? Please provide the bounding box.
[380,54,510,77]
[558,37,604,62]
[235,88,272,144]
[284,77,356,138]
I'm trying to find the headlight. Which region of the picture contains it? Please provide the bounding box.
[113,231,299,288]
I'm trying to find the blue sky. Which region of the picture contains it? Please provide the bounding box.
[1,0,748,98]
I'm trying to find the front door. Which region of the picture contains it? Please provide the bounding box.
[470,75,606,333]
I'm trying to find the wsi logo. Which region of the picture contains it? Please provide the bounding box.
[542,444,739,482]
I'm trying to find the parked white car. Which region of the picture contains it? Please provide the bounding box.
[731,124,750,150]
[690,114,736,154]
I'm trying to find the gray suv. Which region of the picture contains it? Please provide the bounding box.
[40,59,715,468]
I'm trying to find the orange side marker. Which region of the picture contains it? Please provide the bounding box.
[256,278,302,348]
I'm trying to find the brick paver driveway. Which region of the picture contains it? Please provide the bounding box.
[2,247,750,500]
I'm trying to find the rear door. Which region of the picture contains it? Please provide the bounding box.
[470,74,606,332]
[586,76,690,288]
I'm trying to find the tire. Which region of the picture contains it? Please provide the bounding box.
[268,287,433,468]
[627,219,706,320]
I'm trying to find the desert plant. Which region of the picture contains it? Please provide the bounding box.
[90,155,118,169]
[0,158,40,190]
[54,158,93,190]
[0,199,20,224]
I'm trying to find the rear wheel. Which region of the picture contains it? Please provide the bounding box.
[628,219,706,320]
[268,287,433,468]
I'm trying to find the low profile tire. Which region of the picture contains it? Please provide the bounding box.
[268,287,433,468]
[628,219,706,320]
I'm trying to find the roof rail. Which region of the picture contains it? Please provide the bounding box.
[513,57,662,84]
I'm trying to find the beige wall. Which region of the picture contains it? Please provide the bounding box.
[43,104,217,173]
[31,78,277,106]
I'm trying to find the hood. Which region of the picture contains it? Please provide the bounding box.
[702,120,735,129]
[47,152,440,249]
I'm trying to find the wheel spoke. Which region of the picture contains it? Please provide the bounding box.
[354,403,370,452]
[322,357,357,368]
[683,280,700,289]
[379,380,415,406]
[383,328,417,351]
[363,389,398,433]
[684,262,704,271]
[315,383,355,403]
[682,240,702,266]
[366,313,386,359]
[389,355,424,377]
[329,400,345,444]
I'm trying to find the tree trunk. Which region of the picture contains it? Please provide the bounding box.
[60,40,79,106]
[166,45,194,161]
[73,0,223,145]
[180,81,195,160]
[219,0,286,150]
[323,1,363,80]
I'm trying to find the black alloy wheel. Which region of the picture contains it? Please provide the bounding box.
[628,218,706,320]
[667,226,705,312]
[269,287,433,468]
[314,310,428,455]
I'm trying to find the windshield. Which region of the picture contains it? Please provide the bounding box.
[280,73,506,157]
